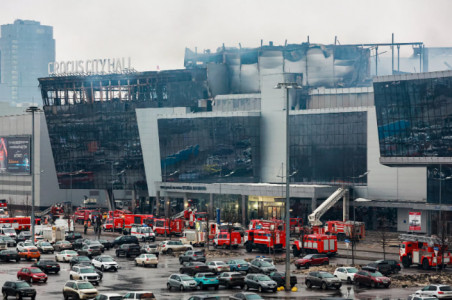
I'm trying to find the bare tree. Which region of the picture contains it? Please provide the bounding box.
[376,217,391,260]
[438,213,450,273]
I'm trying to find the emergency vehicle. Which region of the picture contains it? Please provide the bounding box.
[399,234,452,270]
[153,218,184,236]
[324,220,366,241]
[213,230,241,249]
[130,225,156,242]
[244,220,286,253]
[0,217,40,231]
[0,199,7,209]
[292,233,337,256]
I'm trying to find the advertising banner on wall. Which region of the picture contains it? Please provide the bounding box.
[409,212,422,231]
[0,136,31,175]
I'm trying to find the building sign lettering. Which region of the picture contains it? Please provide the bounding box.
[48,57,133,76]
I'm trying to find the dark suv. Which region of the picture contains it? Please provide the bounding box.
[305,271,341,290]
[218,272,245,289]
[112,235,139,247]
[364,260,401,276]
[77,245,102,258]
[179,250,206,264]
[115,243,141,258]
[269,272,297,288]
[65,232,83,243]
[294,254,329,269]
[244,274,277,293]
[2,281,36,300]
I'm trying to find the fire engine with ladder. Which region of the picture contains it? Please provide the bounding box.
[244,219,286,253]
[399,234,452,270]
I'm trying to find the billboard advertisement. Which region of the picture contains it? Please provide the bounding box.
[409,212,422,231]
[0,136,31,175]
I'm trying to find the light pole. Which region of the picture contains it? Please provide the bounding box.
[26,106,42,245]
[275,81,301,291]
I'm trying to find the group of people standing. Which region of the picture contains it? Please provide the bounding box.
[83,215,103,236]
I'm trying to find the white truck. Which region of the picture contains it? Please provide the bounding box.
[130,226,155,242]
[179,229,207,247]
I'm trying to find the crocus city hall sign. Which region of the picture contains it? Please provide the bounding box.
[48,57,133,76]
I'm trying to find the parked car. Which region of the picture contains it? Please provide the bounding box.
[63,280,98,300]
[305,271,341,290]
[17,267,48,283]
[294,254,329,269]
[36,241,54,254]
[92,255,119,272]
[31,260,60,274]
[269,272,297,288]
[188,296,221,300]
[135,253,158,268]
[78,245,102,258]
[167,274,198,291]
[415,284,452,299]
[229,292,263,300]
[98,239,113,250]
[364,260,401,276]
[0,249,20,262]
[19,248,40,261]
[84,240,105,252]
[2,281,36,300]
[179,250,206,263]
[65,232,83,242]
[70,256,92,267]
[141,244,159,257]
[180,262,210,276]
[94,293,123,300]
[253,256,274,265]
[244,273,277,293]
[53,240,73,252]
[72,238,87,250]
[115,243,141,258]
[194,272,220,290]
[334,267,358,283]
[227,259,250,273]
[112,235,139,248]
[207,260,230,274]
[69,265,101,285]
[16,231,32,243]
[0,236,17,247]
[407,295,439,300]
[17,241,37,252]
[123,291,156,299]
[55,250,79,262]
[218,272,245,289]
[248,259,277,274]
[158,240,192,255]
[354,270,390,288]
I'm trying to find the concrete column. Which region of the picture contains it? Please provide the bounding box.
[155,191,161,216]
[343,191,349,221]
[209,193,214,221]
[311,196,317,214]
[242,195,246,226]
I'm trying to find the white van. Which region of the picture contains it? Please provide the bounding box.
[0,227,17,238]
[131,226,155,242]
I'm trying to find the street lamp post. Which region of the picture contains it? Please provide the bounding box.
[26,106,42,245]
[275,81,301,291]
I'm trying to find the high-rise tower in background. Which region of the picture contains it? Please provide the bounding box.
[0,19,55,106]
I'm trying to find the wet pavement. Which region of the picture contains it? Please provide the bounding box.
[0,229,446,299]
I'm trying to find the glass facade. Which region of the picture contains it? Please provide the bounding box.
[374,75,452,158]
[290,112,367,184]
[427,165,452,204]
[158,116,260,183]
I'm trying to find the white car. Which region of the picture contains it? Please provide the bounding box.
[135,254,158,268]
[415,284,452,299]
[91,255,119,272]
[123,291,156,299]
[333,266,358,283]
[207,261,230,273]
[95,293,123,300]
[17,241,37,252]
[37,241,55,254]
[69,265,101,285]
[55,250,79,262]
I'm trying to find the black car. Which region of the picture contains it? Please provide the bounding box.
[180,262,210,276]
[0,236,17,247]
[218,272,245,289]
[244,274,277,293]
[78,245,102,258]
[179,250,206,264]
[364,260,401,276]
[65,232,83,243]
[31,260,61,274]
[112,235,139,247]
[70,256,92,267]
[229,292,263,300]
[248,260,277,274]
[0,250,20,262]
[72,238,87,250]
[269,272,297,288]
[115,243,141,258]
[98,239,113,250]
[2,281,36,300]
[188,296,222,300]
[305,271,341,290]
[15,231,32,243]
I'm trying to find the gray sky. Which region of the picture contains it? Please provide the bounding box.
[2,0,452,71]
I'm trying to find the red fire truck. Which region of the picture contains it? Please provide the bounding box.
[399,234,452,270]
[104,214,154,231]
[324,220,366,241]
[292,233,338,256]
[244,219,286,253]
[0,217,40,231]
[213,230,242,249]
[153,218,184,236]
[0,199,7,209]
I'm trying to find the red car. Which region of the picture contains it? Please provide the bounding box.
[354,269,390,288]
[17,267,48,283]
[294,254,329,269]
